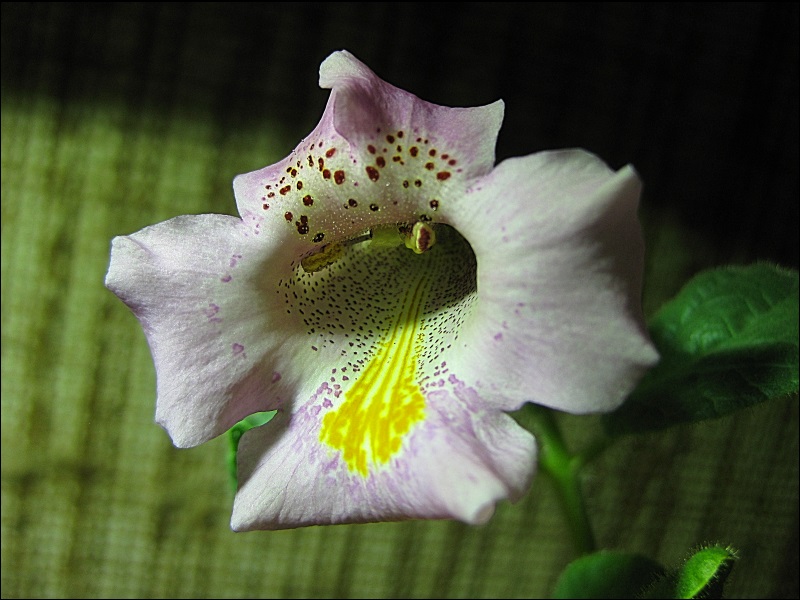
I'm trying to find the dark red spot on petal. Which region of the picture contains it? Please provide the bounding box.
[297,181,304,190]
[267,192,275,198]
[403,180,410,188]
[300,215,308,224]
[326,148,336,158]
[425,162,435,170]
[448,159,457,166]
[376,156,386,168]
[334,170,345,185]
[397,130,404,138]
[367,144,376,154]
[370,203,379,211]
[285,212,293,221]
[410,147,419,157]
[280,185,291,195]
[386,134,395,143]
[318,158,324,171]
[297,222,309,234]
[414,179,422,187]
[313,232,325,243]
[429,149,437,157]
[348,198,358,207]
[322,169,331,179]
[303,195,314,206]
[436,171,451,181]
[366,166,380,181]
[429,199,439,210]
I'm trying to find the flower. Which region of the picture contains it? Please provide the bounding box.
[105,50,658,531]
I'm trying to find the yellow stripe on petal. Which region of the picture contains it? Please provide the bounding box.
[319,275,429,477]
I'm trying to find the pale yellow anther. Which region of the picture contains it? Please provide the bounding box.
[301,243,345,273]
[404,222,436,254]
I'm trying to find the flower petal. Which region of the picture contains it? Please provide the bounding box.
[231,376,535,530]
[105,214,303,447]
[320,50,504,180]
[448,150,659,414]
[233,51,503,246]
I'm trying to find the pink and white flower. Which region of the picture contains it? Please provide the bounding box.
[105,50,658,530]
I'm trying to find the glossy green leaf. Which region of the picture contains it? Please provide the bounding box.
[552,550,665,599]
[605,264,798,436]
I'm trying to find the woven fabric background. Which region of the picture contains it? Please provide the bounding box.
[2,3,797,598]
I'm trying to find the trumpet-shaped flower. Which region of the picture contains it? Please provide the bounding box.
[105,50,658,530]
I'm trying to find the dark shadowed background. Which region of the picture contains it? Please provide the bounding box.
[2,3,797,598]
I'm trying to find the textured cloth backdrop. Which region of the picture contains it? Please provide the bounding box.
[2,3,797,598]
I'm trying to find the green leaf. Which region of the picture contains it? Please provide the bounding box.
[605,263,798,436]
[552,550,666,599]
[226,411,276,490]
[675,545,737,599]
[640,544,738,599]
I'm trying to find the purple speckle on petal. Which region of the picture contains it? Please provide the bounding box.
[271,371,282,384]
[311,405,321,416]
[322,456,340,475]
[221,274,232,283]
[232,343,245,355]
[204,303,221,322]
[494,332,503,341]
[323,398,333,408]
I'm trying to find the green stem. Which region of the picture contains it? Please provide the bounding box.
[526,405,596,556]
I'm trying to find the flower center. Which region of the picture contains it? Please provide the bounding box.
[281,225,477,476]
[318,269,430,476]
